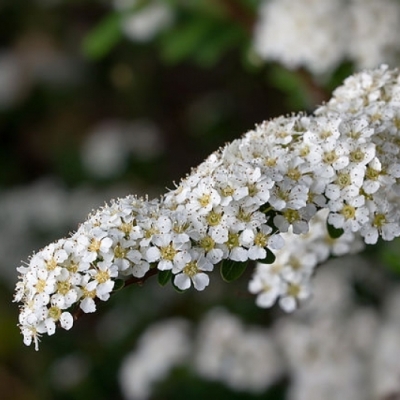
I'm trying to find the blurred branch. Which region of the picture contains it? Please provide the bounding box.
[296,68,331,106]
[218,0,255,33]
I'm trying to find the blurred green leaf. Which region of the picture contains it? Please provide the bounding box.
[193,25,244,67]
[113,279,125,292]
[326,221,344,239]
[258,250,276,264]
[159,17,214,64]
[82,13,122,59]
[158,270,172,286]
[159,12,245,67]
[268,65,310,110]
[220,259,248,282]
[380,240,400,275]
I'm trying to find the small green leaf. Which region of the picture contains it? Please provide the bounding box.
[220,260,248,283]
[158,270,172,286]
[193,25,244,67]
[112,279,125,292]
[82,13,122,59]
[326,221,344,239]
[159,18,213,64]
[258,250,276,264]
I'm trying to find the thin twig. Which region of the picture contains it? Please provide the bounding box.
[72,267,159,321]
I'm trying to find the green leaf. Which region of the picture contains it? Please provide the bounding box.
[82,13,122,59]
[258,250,276,264]
[193,25,244,67]
[268,65,310,110]
[380,240,400,275]
[157,270,172,286]
[326,221,344,239]
[112,279,125,292]
[220,259,248,283]
[159,18,214,64]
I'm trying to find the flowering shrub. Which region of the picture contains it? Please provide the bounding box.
[14,65,400,350]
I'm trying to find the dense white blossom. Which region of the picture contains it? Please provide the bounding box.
[253,0,400,74]
[14,65,400,349]
[253,0,347,74]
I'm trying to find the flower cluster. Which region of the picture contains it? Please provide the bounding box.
[249,209,364,312]
[14,65,400,349]
[253,0,400,74]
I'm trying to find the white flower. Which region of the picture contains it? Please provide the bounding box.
[186,182,221,215]
[360,202,400,244]
[253,0,347,74]
[120,2,173,43]
[328,197,369,233]
[145,233,190,271]
[279,276,312,312]
[348,0,400,69]
[173,250,214,291]
[273,205,315,234]
[248,271,281,308]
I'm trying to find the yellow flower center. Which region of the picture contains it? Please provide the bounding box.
[366,166,380,180]
[237,208,251,222]
[183,261,199,277]
[226,233,240,249]
[83,288,96,299]
[95,270,110,284]
[265,158,277,167]
[89,239,101,252]
[373,213,386,228]
[57,281,71,295]
[221,186,235,197]
[336,172,351,187]
[350,149,365,163]
[45,258,58,271]
[254,232,269,248]
[35,279,47,293]
[199,194,211,207]
[248,183,258,197]
[341,204,356,220]
[199,236,215,252]
[287,168,301,181]
[114,244,127,259]
[323,150,338,164]
[160,244,177,261]
[287,283,300,298]
[206,211,222,226]
[48,306,61,321]
[283,209,300,223]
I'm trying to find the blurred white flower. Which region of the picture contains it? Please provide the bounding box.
[15,32,82,86]
[0,51,27,109]
[81,119,164,179]
[253,0,348,74]
[253,0,400,74]
[349,0,400,69]
[371,289,400,398]
[194,308,284,393]
[116,0,174,42]
[119,319,190,400]
[50,353,90,390]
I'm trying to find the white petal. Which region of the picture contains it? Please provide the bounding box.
[60,312,73,330]
[192,273,210,291]
[174,274,191,290]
